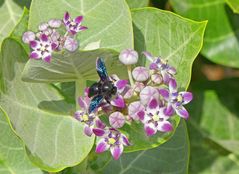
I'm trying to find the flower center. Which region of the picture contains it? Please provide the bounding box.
[152,114,160,122]
[177,95,183,102]
[40,46,46,51]
[70,21,76,26]
[82,114,89,121]
[108,138,116,145]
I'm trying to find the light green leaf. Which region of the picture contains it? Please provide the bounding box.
[188,120,239,174]
[226,0,239,13]
[126,0,149,9]
[171,0,239,68]
[0,11,94,172]
[0,0,31,44]
[132,8,207,88]
[87,120,189,174]
[29,0,133,52]
[189,78,239,156]
[22,49,127,83]
[122,8,206,151]
[0,111,43,174]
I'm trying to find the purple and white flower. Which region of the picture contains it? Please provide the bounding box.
[29,34,56,62]
[140,98,173,136]
[109,75,133,108]
[143,51,176,84]
[75,88,105,136]
[159,79,193,119]
[94,128,130,160]
[63,12,88,35]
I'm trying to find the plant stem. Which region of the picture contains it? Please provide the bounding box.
[127,65,134,86]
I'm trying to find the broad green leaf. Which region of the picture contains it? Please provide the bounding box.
[0,0,31,44]
[188,121,239,174]
[0,111,43,174]
[189,78,239,155]
[122,8,206,151]
[0,11,94,172]
[86,120,189,174]
[227,0,239,13]
[29,0,133,51]
[171,0,239,68]
[126,0,149,9]
[22,49,127,83]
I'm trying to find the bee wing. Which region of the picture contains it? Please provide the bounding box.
[88,95,104,114]
[96,57,109,81]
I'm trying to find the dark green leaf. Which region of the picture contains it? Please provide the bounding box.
[171,0,239,68]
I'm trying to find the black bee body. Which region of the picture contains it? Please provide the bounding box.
[88,58,117,113]
[88,81,117,101]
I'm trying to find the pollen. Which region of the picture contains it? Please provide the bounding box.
[82,114,89,121]
[152,114,160,122]
[177,95,183,102]
[70,21,76,26]
[108,138,116,145]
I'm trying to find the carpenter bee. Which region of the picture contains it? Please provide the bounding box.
[88,58,117,113]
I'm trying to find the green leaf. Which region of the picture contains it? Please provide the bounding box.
[171,0,239,68]
[0,0,31,44]
[188,121,239,174]
[28,0,133,51]
[22,49,127,83]
[126,0,149,9]
[226,0,239,13]
[88,120,189,174]
[189,78,239,155]
[0,111,43,174]
[0,11,94,172]
[122,8,206,151]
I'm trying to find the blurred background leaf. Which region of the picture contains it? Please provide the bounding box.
[226,0,239,13]
[188,78,239,173]
[171,0,239,68]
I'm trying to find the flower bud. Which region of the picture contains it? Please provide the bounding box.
[38,22,49,31]
[140,86,160,105]
[151,73,163,84]
[132,66,149,82]
[48,19,62,28]
[109,112,125,128]
[64,37,78,52]
[119,49,138,65]
[22,31,35,44]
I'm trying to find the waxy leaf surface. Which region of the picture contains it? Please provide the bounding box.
[0,10,94,172]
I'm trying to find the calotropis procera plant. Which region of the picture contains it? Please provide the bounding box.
[22,12,87,62]
[74,49,193,160]
[0,0,209,172]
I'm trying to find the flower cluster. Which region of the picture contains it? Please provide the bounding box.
[22,12,87,62]
[74,49,193,160]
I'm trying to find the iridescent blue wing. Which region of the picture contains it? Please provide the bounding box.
[96,57,108,81]
[88,95,104,114]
